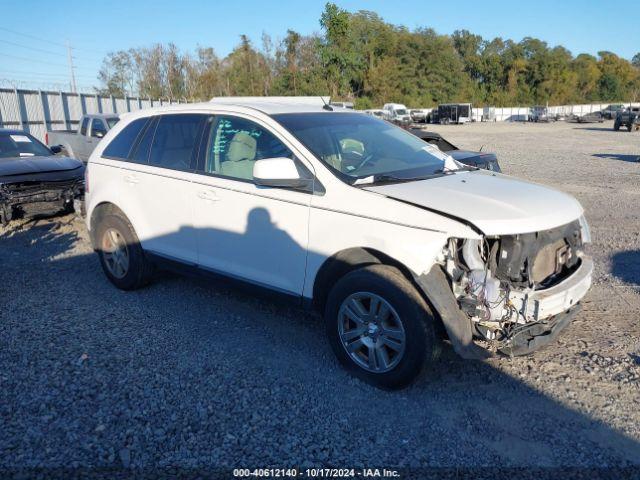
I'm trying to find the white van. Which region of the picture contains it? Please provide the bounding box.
[85,97,592,389]
[382,103,412,126]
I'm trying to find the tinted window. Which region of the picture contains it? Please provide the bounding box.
[80,117,89,136]
[106,117,119,129]
[0,132,51,158]
[148,114,206,171]
[203,115,292,181]
[129,117,158,165]
[102,117,148,159]
[91,119,106,137]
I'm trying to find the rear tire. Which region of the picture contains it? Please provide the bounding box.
[94,212,153,290]
[324,264,440,389]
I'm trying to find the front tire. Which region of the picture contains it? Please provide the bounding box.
[94,212,153,290]
[325,265,439,389]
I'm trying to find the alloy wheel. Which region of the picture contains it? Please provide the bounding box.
[101,228,129,279]
[338,292,406,373]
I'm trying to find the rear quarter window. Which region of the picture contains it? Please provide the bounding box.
[102,118,149,160]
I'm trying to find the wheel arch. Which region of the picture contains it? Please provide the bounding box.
[89,201,131,249]
[311,247,418,313]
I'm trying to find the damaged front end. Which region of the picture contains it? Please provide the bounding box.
[0,178,83,225]
[438,217,592,356]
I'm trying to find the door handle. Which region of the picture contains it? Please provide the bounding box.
[197,190,220,202]
[124,175,139,185]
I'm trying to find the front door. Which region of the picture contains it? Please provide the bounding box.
[191,114,311,295]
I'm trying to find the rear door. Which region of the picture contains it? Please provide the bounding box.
[117,113,207,263]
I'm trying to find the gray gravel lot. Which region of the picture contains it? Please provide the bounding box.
[1,120,639,477]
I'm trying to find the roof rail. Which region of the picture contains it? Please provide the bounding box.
[210,96,330,106]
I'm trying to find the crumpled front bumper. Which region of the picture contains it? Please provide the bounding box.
[498,256,593,356]
[512,256,593,322]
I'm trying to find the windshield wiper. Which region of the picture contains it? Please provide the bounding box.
[433,164,479,174]
[353,172,444,186]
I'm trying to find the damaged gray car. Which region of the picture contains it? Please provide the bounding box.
[0,130,84,225]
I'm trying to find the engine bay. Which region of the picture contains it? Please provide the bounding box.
[443,219,588,348]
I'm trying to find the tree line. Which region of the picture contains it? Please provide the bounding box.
[98,3,640,108]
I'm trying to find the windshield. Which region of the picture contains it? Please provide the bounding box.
[273,112,456,183]
[106,117,120,129]
[0,132,52,158]
[395,109,407,115]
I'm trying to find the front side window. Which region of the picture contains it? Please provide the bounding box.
[203,115,292,181]
[102,117,148,160]
[148,114,206,171]
[91,119,107,138]
[273,112,456,183]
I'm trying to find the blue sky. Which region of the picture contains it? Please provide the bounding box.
[1,0,637,91]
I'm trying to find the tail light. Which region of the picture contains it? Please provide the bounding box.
[45,132,49,145]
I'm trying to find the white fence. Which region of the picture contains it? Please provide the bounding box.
[0,88,183,142]
[471,103,640,122]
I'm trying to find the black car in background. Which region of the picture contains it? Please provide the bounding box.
[0,130,84,224]
[601,104,624,120]
[408,128,502,172]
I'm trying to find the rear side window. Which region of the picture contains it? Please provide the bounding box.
[148,114,206,171]
[102,118,148,160]
[129,117,158,164]
[80,117,89,136]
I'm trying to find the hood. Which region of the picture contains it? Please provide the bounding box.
[363,170,583,235]
[0,156,83,177]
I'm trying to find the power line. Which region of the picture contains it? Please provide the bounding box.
[0,26,111,56]
[0,39,68,58]
[0,52,95,72]
[0,69,97,79]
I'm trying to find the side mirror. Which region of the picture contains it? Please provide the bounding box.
[50,145,62,154]
[94,131,105,138]
[253,157,310,189]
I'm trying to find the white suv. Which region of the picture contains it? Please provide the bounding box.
[85,97,592,389]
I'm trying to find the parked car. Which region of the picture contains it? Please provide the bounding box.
[364,109,385,118]
[408,129,501,172]
[86,98,592,389]
[382,103,412,126]
[436,103,473,124]
[529,106,555,123]
[46,114,119,162]
[614,107,640,132]
[0,129,84,224]
[601,104,624,120]
[568,111,604,123]
[409,108,431,123]
[329,101,354,110]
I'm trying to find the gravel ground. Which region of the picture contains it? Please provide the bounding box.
[1,120,639,478]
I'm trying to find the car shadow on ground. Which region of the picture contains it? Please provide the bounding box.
[2,216,640,475]
[611,250,640,286]
[572,126,614,131]
[593,153,640,163]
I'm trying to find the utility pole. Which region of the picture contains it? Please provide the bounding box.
[66,41,77,93]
